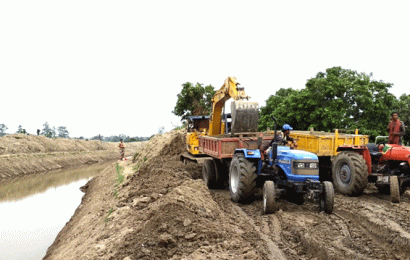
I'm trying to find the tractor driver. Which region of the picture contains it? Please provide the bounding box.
[276,124,298,148]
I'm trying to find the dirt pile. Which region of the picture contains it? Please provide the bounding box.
[0,134,115,155]
[44,130,268,259]
[0,134,142,180]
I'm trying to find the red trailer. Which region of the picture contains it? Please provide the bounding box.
[181,133,274,188]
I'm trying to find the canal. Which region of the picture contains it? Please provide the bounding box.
[0,162,113,260]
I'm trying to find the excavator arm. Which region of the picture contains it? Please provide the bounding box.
[208,77,259,136]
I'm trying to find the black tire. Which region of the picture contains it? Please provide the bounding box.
[202,160,217,189]
[214,159,229,189]
[332,151,368,196]
[263,181,277,214]
[390,175,400,203]
[320,181,334,214]
[229,153,257,203]
[377,180,406,196]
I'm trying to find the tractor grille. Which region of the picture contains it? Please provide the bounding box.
[292,160,319,176]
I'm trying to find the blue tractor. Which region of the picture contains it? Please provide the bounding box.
[228,119,334,214]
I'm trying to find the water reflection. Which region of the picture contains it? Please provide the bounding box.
[0,162,112,260]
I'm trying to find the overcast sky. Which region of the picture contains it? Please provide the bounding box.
[1,1,409,138]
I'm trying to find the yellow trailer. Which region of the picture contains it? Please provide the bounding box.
[285,129,370,196]
[290,129,369,157]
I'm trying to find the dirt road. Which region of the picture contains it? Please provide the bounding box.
[44,130,410,260]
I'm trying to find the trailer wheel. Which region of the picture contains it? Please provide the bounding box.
[202,160,217,189]
[332,151,368,196]
[263,181,277,214]
[229,153,257,203]
[320,181,334,214]
[390,175,400,203]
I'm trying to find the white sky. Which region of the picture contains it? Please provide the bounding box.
[1,1,409,138]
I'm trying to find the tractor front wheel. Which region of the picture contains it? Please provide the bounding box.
[320,181,334,214]
[229,153,257,203]
[332,151,368,196]
[263,181,278,214]
[390,175,401,203]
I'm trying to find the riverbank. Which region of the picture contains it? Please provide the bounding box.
[0,134,142,180]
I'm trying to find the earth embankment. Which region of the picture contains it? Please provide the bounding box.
[0,134,141,180]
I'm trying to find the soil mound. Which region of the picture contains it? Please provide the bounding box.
[44,130,265,259]
[0,134,142,180]
[0,134,116,155]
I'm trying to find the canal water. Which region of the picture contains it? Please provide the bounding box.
[0,162,113,260]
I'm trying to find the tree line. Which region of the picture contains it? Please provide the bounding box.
[0,122,69,138]
[173,67,409,143]
[0,122,151,142]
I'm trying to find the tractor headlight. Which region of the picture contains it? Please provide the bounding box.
[309,163,318,169]
[294,162,305,168]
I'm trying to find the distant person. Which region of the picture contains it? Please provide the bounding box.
[37,129,40,136]
[387,112,405,145]
[119,139,125,160]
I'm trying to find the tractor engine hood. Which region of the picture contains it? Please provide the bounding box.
[381,144,410,162]
[277,146,319,161]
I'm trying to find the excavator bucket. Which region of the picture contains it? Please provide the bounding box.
[230,101,259,134]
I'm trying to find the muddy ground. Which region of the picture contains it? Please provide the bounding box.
[44,130,410,260]
[0,134,141,180]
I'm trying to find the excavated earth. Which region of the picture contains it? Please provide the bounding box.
[0,134,140,181]
[44,130,410,260]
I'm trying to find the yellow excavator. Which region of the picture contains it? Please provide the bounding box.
[183,77,259,160]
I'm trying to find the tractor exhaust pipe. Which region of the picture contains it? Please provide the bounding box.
[271,116,278,161]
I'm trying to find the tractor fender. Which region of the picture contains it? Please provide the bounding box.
[234,149,261,159]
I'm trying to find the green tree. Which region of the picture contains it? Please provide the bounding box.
[173,82,215,119]
[259,67,397,140]
[16,125,27,134]
[41,122,53,138]
[0,124,7,137]
[258,88,298,131]
[57,126,69,138]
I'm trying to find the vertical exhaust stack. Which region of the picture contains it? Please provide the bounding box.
[230,101,259,134]
[271,116,278,161]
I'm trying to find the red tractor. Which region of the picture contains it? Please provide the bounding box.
[332,142,410,203]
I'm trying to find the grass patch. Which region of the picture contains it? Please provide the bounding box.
[143,156,148,162]
[105,208,114,223]
[132,164,140,172]
[115,163,124,185]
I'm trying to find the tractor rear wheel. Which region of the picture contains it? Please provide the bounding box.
[263,181,277,214]
[390,175,400,203]
[320,181,334,214]
[332,151,368,196]
[229,153,257,203]
[202,160,217,189]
